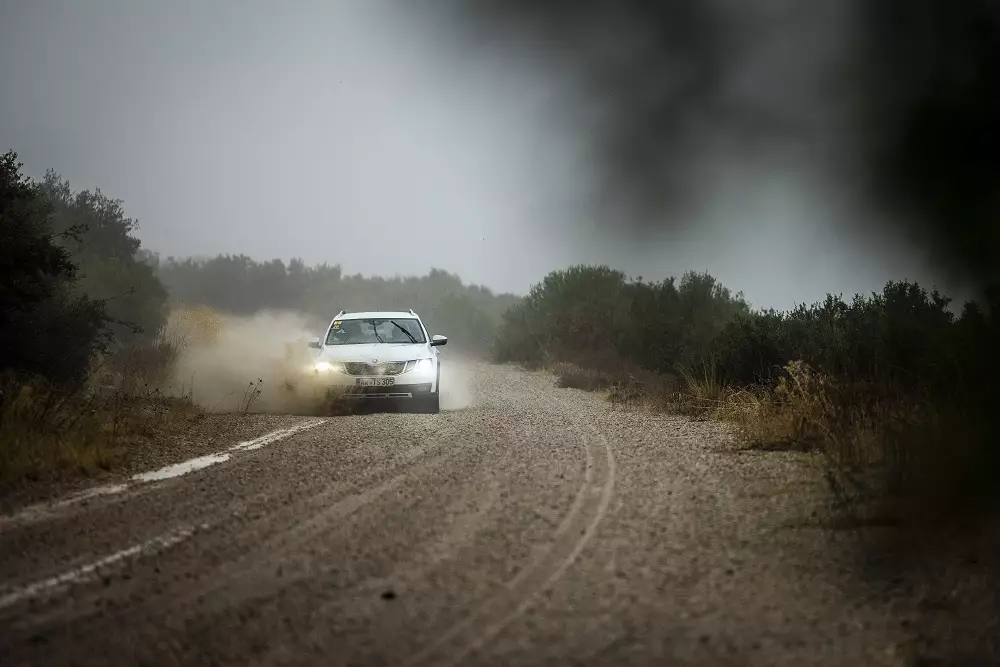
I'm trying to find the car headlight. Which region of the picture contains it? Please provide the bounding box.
[314,361,342,373]
[404,358,434,372]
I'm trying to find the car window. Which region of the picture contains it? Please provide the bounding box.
[325,318,426,345]
[382,319,425,343]
[325,319,367,345]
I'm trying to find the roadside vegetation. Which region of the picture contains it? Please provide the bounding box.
[0,149,517,486]
[153,256,520,357]
[493,264,1000,531]
[6,142,998,537]
[0,150,194,484]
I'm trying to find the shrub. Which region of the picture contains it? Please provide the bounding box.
[0,151,110,388]
[41,171,169,343]
[493,265,748,370]
[0,372,196,484]
[496,264,1000,525]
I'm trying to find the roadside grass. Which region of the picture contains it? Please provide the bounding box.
[0,373,199,485]
[668,361,998,529]
[0,306,362,487]
[545,355,996,530]
[543,359,676,408]
[551,362,618,391]
[0,328,200,486]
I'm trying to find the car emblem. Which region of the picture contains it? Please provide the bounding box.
[372,358,379,364]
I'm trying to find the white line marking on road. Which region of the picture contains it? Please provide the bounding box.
[132,453,232,483]
[228,419,326,452]
[130,418,327,483]
[52,484,130,508]
[0,419,328,528]
[0,523,206,612]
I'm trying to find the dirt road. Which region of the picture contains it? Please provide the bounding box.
[0,363,920,666]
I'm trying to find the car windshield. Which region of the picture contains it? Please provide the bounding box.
[325,318,426,345]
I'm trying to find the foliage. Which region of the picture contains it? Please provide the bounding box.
[0,372,197,484]
[2,150,182,486]
[497,264,1000,521]
[39,171,169,343]
[154,256,519,355]
[0,151,109,386]
[493,264,748,371]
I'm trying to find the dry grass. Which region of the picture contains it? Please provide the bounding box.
[543,360,676,409]
[0,374,199,484]
[0,313,203,486]
[526,352,987,535]
[658,359,995,527]
[0,303,365,487]
[550,362,618,391]
[543,355,990,525]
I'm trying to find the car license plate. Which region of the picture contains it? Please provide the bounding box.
[356,377,394,387]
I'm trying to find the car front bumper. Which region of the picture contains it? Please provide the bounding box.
[311,365,438,400]
[330,382,434,400]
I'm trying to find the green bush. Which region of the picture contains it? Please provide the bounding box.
[0,151,110,387]
[492,265,748,372]
[497,264,1000,519]
[712,280,997,397]
[40,171,169,343]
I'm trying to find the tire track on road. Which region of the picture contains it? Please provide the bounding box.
[160,413,496,614]
[0,418,461,636]
[3,365,618,666]
[248,475,507,667]
[404,389,617,667]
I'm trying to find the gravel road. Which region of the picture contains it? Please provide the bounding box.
[0,363,924,666]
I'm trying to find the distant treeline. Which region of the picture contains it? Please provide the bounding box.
[1,150,523,483]
[2,151,168,386]
[153,256,521,354]
[2,149,518,393]
[496,264,1000,393]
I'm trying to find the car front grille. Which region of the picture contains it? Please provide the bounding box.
[330,383,433,399]
[344,361,406,376]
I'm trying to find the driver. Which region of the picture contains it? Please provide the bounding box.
[329,319,365,344]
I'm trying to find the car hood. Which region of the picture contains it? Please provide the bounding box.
[316,343,432,363]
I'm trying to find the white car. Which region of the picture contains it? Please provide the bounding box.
[306,309,447,413]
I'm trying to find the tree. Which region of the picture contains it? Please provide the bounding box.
[0,151,108,385]
[40,171,168,343]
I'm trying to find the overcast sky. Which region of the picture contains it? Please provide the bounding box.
[0,0,950,308]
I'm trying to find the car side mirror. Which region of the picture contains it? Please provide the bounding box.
[430,334,448,347]
[307,337,322,350]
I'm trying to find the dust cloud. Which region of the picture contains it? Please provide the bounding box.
[439,360,476,412]
[164,307,323,415]
[163,306,475,415]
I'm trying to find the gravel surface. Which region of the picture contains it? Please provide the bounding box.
[0,411,307,514]
[0,362,983,666]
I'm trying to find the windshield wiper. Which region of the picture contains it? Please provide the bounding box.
[390,320,418,343]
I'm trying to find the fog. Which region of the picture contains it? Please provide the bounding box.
[451,0,998,300]
[0,0,972,310]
